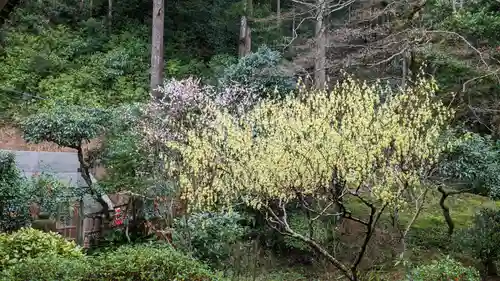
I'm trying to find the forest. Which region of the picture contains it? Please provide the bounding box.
[1,0,500,280]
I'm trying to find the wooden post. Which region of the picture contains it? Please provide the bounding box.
[76,199,84,246]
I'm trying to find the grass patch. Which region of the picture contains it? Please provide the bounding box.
[345,190,499,234]
[229,192,499,280]
[415,192,500,230]
[343,190,499,262]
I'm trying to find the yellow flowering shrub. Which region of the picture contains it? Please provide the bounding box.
[168,75,453,211]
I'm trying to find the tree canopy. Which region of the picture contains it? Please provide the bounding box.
[171,76,453,211]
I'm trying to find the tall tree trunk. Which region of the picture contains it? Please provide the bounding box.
[107,0,112,29]
[150,0,165,99]
[238,0,253,57]
[277,0,281,29]
[247,0,253,17]
[245,24,251,55]
[0,0,7,12]
[238,16,248,58]
[485,259,498,277]
[314,0,327,89]
[402,50,408,90]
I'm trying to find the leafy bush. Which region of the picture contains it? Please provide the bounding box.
[0,152,32,232]
[28,171,81,216]
[284,211,329,252]
[438,132,500,199]
[459,208,500,276]
[1,244,225,281]
[207,54,238,80]
[173,211,249,268]
[165,58,208,78]
[0,228,83,270]
[98,130,154,193]
[0,152,78,232]
[436,0,500,46]
[406,256,480,281]
[0,244,224,281]
[88,243,226,280]
[21,105,110,149]
[218,46,295,99]
[0,255,90,281]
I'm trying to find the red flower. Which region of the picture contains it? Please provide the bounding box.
[113,208,124,226]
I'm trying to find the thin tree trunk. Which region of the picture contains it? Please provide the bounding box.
[238,0,253,57]
[391,188,428,258]
[314,0,327,89]
[247,0,253,17]
[486,259,498,277]
[409,50,418,82]
[150,0,165,99]
[390,207,400,259]
[76,145,110,219]
[245,24,251,55]
[0,0,7,12]
[107,0,112,29]
[238,16,248,58]
[402,50,408,90]
[277,0,281,29]
[438,186,455,236]
[0,0,8,11]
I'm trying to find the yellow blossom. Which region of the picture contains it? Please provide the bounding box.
[168,75,453,211]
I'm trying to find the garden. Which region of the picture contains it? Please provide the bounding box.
[1,0,500,280]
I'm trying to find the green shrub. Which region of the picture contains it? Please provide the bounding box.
[0,152,78,233]
[89,243,226,280]
[459,208,500,276]
[173,211,248,268]
[165,58,208,78]
[0,255,90,281]
[0,244,226,281]
[0,152,32,232]
[218,46,295,99]
[406,256,480,281]
[0,228,83,270]
[207,54,237,80]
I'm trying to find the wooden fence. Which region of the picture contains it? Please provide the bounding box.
[51,193,179,248]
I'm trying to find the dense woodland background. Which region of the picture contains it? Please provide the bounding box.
[1,0,500,280]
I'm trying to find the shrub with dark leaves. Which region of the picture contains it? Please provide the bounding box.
[459,208,500,276]
[0,152,32,232]
[218,46,295,100]
[405,256,480,281]
[89,243,226,280]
